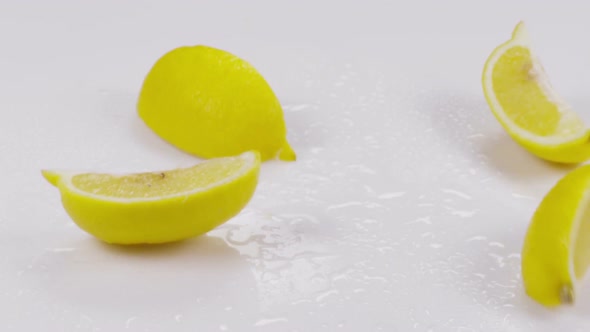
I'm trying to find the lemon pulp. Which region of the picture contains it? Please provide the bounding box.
[482,22,590,163]
[70,157,243,199]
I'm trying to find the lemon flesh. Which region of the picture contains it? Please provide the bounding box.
[42,152,260,244]
[522,165,590,306]
[138,45,295,162]
[482,22,590,163]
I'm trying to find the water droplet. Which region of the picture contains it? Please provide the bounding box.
[125,316,137,328]
[378,192,406,199]
[406,216,432,225]
[489,253,505,268]
[441,189,472,200]
[511,193,536,200]
[327,201,382,210]
[315,289,339,302]
[467,236,486,242]
[45,247,76,253]
[449,209,477,218]
[254,317,288,327]
[284,104,312,112]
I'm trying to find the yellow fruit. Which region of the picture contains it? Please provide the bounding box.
[482,22,590,163]
[42,151,260,244]
[137,45,295,162]
[522,165,590,306]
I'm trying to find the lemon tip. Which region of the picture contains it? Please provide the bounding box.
[512,21,529,41]
[41,170,61,187]
[246,150,262,163]
[278,142,296,162]
[559,284,575,305]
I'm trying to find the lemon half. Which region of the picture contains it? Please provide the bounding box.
[43,151,260,244]
[482,22,590,163]
[138,45,296,162]
[522,165,590,306]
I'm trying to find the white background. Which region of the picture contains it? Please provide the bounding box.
[2,1,590,331]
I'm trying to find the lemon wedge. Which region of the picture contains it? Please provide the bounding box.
[42,151,260,244]
[522,165,590,306]
[138,45,296,162]
[482,22,590,163]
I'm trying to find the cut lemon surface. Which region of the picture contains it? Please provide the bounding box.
[42,151,260,244]
[482,22,590,163]
[138,45,296,162]
[522,165,590,306]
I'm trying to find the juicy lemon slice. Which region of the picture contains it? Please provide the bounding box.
[482,22,590,163]
[522,165,590,306]
[42,151,260,244]
[138,45,296,162]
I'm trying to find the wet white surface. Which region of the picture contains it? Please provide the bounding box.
[3,1,590,331]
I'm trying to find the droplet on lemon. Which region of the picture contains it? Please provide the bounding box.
[138,45,296,162]
[42,151,260,244]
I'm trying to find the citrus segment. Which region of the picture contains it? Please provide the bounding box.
[482,22,590,163]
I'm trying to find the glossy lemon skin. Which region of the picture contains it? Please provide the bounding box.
[138,45,295,161]
[522,165,590,306]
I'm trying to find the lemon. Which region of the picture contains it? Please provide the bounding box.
[482,22,590,163]
[522,165,590,306]
[137,45,296,162]
[42,151,260,244]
